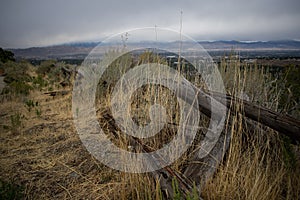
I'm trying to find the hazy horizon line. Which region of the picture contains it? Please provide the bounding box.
[5,39,300,50]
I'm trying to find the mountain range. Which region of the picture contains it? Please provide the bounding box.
[9,40,300,60]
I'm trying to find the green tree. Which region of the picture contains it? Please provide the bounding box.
[0,48,15,63]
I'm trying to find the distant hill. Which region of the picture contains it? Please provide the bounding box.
[198,40,300,50]
[10,45,95,60]
[9,40,300,60]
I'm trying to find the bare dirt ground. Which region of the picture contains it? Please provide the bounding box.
[0,89,122,199]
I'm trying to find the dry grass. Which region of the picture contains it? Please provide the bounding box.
[0,84,128,199]
[201,56,300,199]
[0,53,299,199]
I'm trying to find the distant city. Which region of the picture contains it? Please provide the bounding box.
[8,40,300,65]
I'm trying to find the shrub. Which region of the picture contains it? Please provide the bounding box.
[0,48,15,63]
[32,75,48,89]
[10,113,24,134]
[9,81,33,95]
[36,60,56,76]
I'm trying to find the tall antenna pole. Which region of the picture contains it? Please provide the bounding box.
[178,11,183,72]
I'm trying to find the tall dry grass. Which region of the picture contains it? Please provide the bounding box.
[0,51,299,199]
[201,55,300,199]
[94,51,299,199]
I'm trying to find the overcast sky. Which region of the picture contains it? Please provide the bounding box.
[0,0,300,48]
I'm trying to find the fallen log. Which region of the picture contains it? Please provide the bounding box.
[99,109,228,199]
[99,110,202,199]
[183,130,231,188]
[92,76,300,198]
[156,79,300,196]
[209,91,300,144]
[178,82,300,143]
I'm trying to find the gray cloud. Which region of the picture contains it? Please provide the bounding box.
[0,0,299,48]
